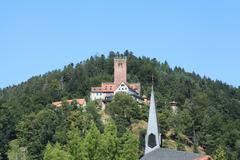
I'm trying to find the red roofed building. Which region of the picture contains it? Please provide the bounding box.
[52,98,86,108]
[90,57,142,102]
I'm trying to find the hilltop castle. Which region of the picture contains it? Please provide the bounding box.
[90,57,142,102]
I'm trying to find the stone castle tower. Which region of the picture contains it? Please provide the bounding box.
[114,57,127,85]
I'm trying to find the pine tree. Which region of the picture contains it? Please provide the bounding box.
[82,123,101,160]
[213,146,227,160]
[67,128,86,160]
[117,130,139,160]
[95,121,119,160]
[44,142,73,160]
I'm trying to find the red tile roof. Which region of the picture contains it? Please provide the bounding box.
[52,98,86,108]
[91,82,141,94]
[194,156,213,160]
[91,83,115,93]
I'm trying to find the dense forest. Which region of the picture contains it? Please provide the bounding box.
[0,51,240,160]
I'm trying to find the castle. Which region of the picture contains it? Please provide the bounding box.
[90,57,142,102]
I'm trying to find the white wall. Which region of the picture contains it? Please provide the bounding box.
[114,82,129,94]
[90,92,113,101]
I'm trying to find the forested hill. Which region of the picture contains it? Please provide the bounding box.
[0,51,240,160]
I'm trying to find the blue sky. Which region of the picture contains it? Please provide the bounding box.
[0,0,240,88]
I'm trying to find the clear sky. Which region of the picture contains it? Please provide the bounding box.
[0,0,240,89]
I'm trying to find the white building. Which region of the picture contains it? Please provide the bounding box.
[90,57,142,102]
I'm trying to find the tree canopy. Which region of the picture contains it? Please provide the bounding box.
[0,51,240,159]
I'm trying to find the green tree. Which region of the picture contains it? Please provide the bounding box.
[106,93,141,135]
[0,103,21,159]
[17,109,60,159]
[85,101,104,132]
[1,51,240,158]
[82,123,101,160]
[107,93,141,121]
[95,121,119,160]
[67,128,86,160]
[53,109,68,145]
[7,139,28,160]
[49,79,62,101]
[213,146,227,160]
[117,130,139,160]
[44,142,73,160]
[67,111,93,136]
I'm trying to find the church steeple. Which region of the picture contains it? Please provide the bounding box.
[145,86,161,155]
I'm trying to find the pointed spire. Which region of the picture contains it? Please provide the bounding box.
[145,86,161,155]
[151,74,154,86]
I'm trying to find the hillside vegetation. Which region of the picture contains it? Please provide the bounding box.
[0,51,240,160]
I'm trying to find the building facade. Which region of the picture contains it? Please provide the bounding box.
[90,57,142,102]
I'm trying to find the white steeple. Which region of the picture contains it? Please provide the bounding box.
[145,86,161,155]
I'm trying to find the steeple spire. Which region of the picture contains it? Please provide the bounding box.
[145,86,161,155]
[151,74,154,86]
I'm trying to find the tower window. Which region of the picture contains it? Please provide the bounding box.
[118,63,123,68]
[148,133,157,148]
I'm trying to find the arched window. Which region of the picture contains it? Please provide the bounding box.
[148,133,156,148]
